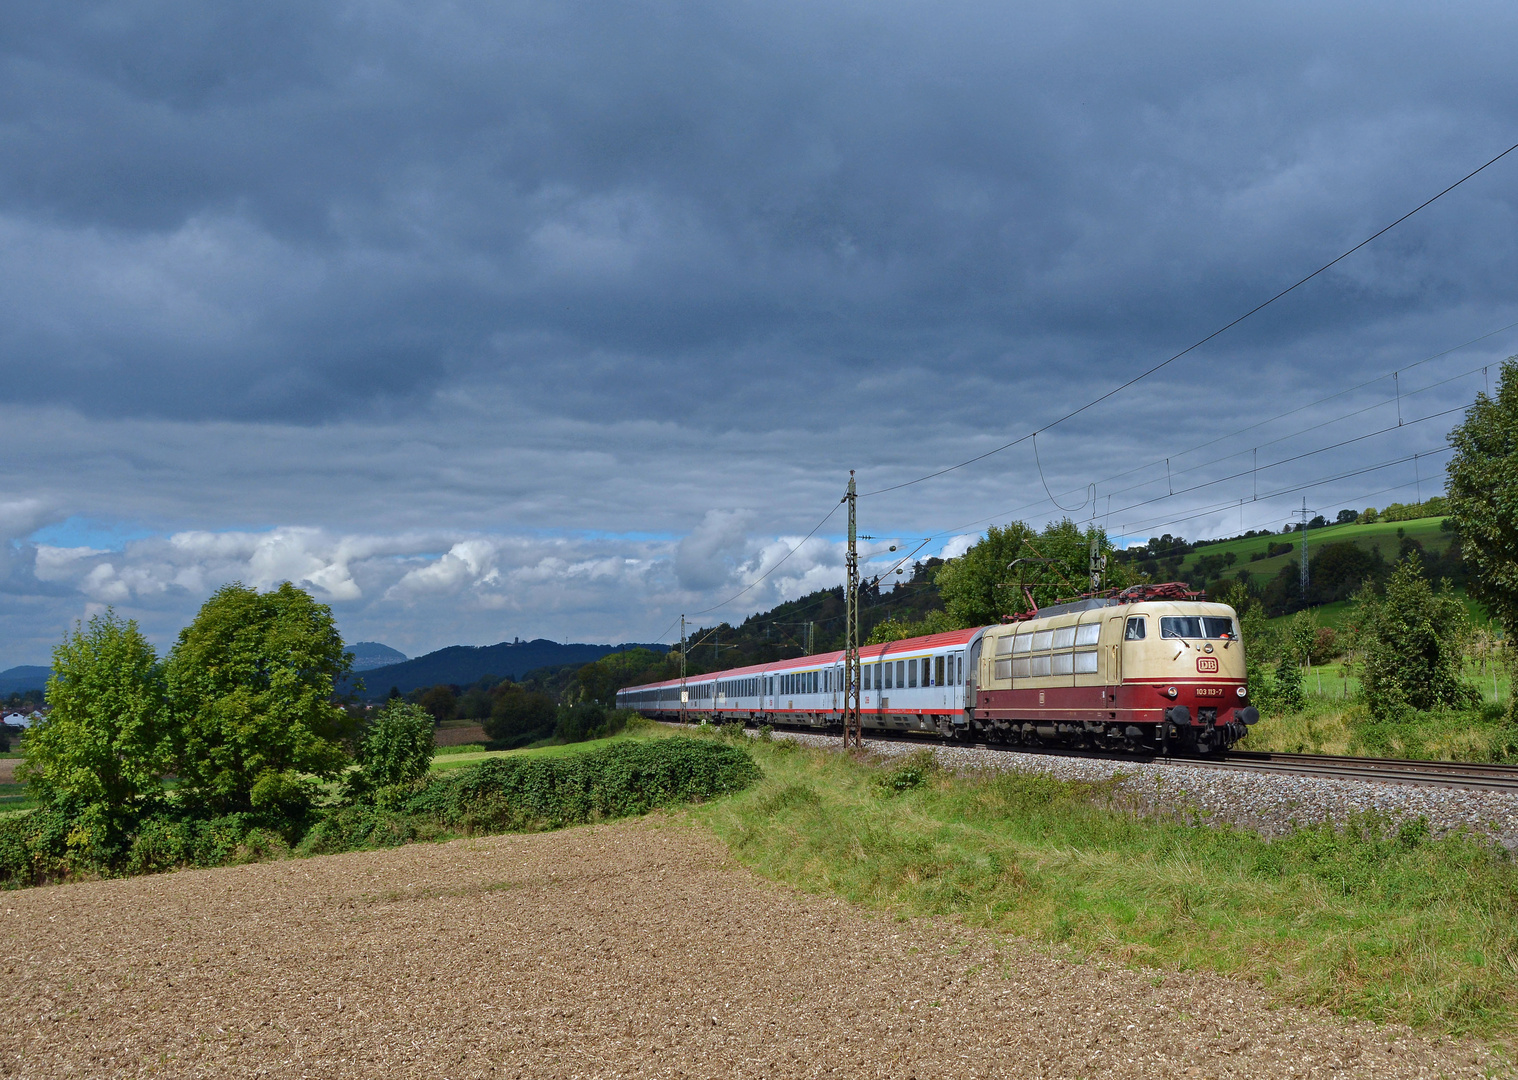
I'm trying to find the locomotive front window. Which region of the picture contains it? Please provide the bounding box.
[1161,616,1237,639]
[1161,616,1203,639]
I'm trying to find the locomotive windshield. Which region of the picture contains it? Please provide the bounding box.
[1160,616,1237,640]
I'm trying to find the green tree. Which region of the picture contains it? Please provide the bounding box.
[483,685,558,746]
[415,684,458,725]
[355,699,436,794]
[1349,555,1477,720]
[19,612,166,851]
[936,520,1132,627]
[164,583,354,815]
[1446,356,1518,715]
[865,610,958,645]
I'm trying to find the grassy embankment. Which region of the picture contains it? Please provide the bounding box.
[1243,687,1515,760]
[691,730,1518,1045]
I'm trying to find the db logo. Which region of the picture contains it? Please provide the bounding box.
[1196,656,1219,673]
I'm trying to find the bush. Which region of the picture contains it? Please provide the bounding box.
[876,750,940,794]
[554,704,647,744]
[405,737,761,833]
[356,699,436,791]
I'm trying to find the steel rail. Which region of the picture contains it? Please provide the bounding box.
[696,720,1518,793]
[1176,750,1518,793]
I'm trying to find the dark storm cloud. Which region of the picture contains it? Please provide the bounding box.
[5,0,1516,426]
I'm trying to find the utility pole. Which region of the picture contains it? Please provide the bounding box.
[679,614,688,725]
[1297,499,1310,602]
[842,471,862,748]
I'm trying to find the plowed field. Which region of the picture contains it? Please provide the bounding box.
[1,820,1499,1078]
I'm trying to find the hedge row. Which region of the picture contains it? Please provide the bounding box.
[0,737,760,889]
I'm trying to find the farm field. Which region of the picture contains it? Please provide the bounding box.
[4,816,1495,1079]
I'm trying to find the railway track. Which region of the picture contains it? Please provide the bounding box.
[1181,750,1518,792]
[742,724,1518,793]
[673,719,1518,793]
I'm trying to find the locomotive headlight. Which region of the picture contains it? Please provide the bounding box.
[1166,686,1178,699]
[1236,686,1248,699]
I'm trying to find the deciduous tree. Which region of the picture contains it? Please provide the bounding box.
[165,582,353,815]
[1349,555,1477,719]
[19,612,166,850]
[1446,356,1518,640]
[936,520,1131,627]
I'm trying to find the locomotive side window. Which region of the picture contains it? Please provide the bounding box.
[1013,634,1032,653]
[1012,657,1030,678]
[1052,626,1076,650]
[1075,623,1101,646]
[1032,630,1053,651]
[1074,651,1099,674]
[1125,617,1146,640]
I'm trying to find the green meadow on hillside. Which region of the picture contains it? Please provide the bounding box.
[1179,515,1452,582]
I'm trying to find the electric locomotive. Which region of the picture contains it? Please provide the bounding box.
[616,583,1259,754]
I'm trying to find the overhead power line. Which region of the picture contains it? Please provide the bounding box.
[859,138,1518,499]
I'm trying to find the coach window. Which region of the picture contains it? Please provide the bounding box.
[1125,617,1146,641]
[957,654,963,683]
[907,660,917,688]
[935,655,945,685]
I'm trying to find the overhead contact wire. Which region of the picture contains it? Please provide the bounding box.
[858,138,1518,499]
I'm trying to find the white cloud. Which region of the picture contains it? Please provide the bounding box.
[387,539,501,597]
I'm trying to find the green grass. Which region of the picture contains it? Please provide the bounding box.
[0,782,36,815]
[428,731,674,772]
[1243,658,1513,760]
[1179,516,1452,580]
[691,736,1518,1046]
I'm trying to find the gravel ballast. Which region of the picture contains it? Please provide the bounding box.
[774,731,1518,848]
[2,819,1501,1078]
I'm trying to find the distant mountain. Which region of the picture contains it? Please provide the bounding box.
[0,666,51,695]
[346,641,408,671]
[347,639,667,698]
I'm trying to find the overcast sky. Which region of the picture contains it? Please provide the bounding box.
[4,0,1517,666]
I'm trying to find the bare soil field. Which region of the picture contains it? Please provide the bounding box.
[435,722,488,747]
[1,820,1501,1079]
[0,759,18,784]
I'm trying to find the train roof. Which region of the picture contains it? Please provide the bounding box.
[618,626,981,693]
